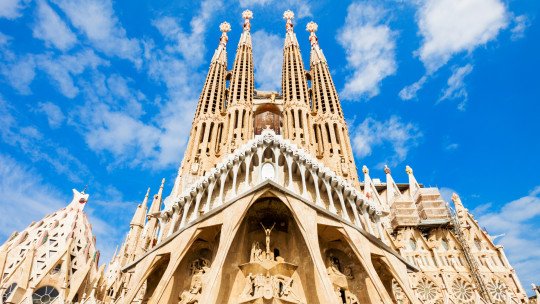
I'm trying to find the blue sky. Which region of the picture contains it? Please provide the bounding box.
[0,0,539,293]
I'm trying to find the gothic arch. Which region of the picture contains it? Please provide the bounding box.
[168,225,221,304]
[138,253,171,303]
[216,196,317,303]
[318,225,375,304]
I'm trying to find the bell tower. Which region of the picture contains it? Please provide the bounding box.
[306,21,359,183]
[281,10,313,151]
[224,10,255,153]
[174,22,231,194]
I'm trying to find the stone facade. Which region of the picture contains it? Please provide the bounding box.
[0,9,535,304]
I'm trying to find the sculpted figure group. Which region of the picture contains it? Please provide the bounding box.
[327,254,360,304]
[178,258,210,304]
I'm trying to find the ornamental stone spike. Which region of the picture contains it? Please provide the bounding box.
[218,21,231,47]
[242,9,253,32]
[306,21,319,47]
[283,10,294,32]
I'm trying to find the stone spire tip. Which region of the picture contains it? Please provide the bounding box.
[160,178,166,189]
[283,10,294,32]
[242,10,253,31]
[362,165,369,174]
[306,21,318,33]
[405,165,413,175]
[219,21,231,47]
[306,21,319,47]
[384,165,391,174]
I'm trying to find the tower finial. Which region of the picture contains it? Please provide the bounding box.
[242,10,253,32]
[306,21,318,47]
[405,165,413,175]
[219,21,231,46]
[283,10,294,32]
[384,165,391,174]
[362,165,369,174]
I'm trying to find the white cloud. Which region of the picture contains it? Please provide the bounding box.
[439,63,473,110]
[37,49,108,98]
[0,0,27,19]
[0,55,36,94]
[33,0,77,51]
[252,30,282,91]
[238,0,311,18]
[337,2,397,100]
[351,116,422,166]
[475,188,540,289]
[0,95,89,182]
[36,101,65,128]
[152,0,222,66]
[52,0,141,65]
[83,104,161,165]
[511,15,530,40]
[445,143,459,151]
[0,154,64,238]
[416,0,509,72]
[399,75,427,100]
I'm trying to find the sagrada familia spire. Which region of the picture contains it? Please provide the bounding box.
[0,9,536,304]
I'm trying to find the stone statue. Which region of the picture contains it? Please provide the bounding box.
[178,258,210,304]
[254,274,266,297]
[242,273,255,297]
[260,222,275,258]
[250,242,263,262]
[178,280,202,304]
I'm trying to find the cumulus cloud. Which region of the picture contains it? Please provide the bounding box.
[351,116,422,166]
[400,0,509,100]
[83,105,161,165]
[399,75,427,101]
[252,30,282,91]
[474,187,540,289]
[65,0,222,169]
[337,2,397,100]
[152,0,222,66]
[0,55,36,94]
[51,0,141,65]
[37,49,108,98]
[33,0,77,51]
[36,101,65,128]
[510,15,530,40]
[439,64,474,110]
[0,0,27,19]
[416,0,509,72]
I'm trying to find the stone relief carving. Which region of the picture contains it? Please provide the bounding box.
[238,223,303,303]
[326,253,360,304]
[178,258,211,304]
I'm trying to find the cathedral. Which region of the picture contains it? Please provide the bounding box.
[0,9,536,304]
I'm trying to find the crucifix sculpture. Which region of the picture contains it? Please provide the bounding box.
[260,222,276,256]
